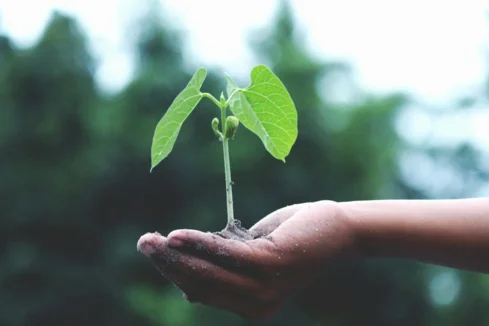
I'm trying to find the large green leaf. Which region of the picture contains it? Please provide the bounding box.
[150,68,207,171]
[226,65,298,162]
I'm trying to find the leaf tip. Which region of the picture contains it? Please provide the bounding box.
[150,156,161,173]
[272,153,287,163]
[251,64,270,74]
[194,67,207,82]
[225,73,235,84]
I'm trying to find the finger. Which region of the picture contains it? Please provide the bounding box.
[167,229,273,269]
[250,203,307,237]
[269,201,344,255]
[161,249,264,296]
[170,272,281,320]
[138,232,184,276]
[137,232,167,258]
[194,288,282,320]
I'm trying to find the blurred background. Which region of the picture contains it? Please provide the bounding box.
[1,0,489,325]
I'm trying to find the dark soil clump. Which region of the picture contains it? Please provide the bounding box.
[215,219,255,241]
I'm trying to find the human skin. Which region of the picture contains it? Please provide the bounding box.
[137,197,489,319]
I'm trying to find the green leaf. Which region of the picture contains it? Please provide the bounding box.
[150,68,207,171]
[226,65,298,161]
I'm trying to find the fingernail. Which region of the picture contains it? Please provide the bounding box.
[137,243,155,257]
[137,233,159,257]
[168,236,185,248]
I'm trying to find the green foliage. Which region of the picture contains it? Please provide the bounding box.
[149,64,298,224]
[2,2,489,326]
[150,64,298,171]
[227,65,298,161]
[150,68,207,171]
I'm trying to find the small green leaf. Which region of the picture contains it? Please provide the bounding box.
[150,68,207,171]
[226,65,298,161]
[224,116,239,139]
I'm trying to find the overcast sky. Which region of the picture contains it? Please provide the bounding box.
[2,0,489,149]
[2,0,489,100]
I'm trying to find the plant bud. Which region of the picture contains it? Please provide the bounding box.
[212,117,219,130]
[224,116,239,139]
[219,92,226,106]
[211,118,222,139]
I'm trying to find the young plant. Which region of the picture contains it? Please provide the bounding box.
[150,65,298,239]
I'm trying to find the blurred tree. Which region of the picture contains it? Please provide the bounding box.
[240,1,489,326]
[0,12,148,326]
[244,0,406,209]
[1,1,488,325]
[86,4,244,325]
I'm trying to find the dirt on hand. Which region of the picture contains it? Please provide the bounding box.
[214,219,256,241]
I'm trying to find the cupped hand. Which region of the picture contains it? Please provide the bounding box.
[137,200,356,319]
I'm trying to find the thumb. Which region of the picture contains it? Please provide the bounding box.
[250,203,306,238]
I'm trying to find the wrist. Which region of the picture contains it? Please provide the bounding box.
[336,201,375,259]
[311,200,362,259]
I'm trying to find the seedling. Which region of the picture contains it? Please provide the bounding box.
[150,65,298,239]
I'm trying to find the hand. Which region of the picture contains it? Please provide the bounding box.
[137,200,356,319]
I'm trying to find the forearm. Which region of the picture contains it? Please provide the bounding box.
[339,198,489,273]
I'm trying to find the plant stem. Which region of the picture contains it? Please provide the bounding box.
[221,105,234,224]
[202,93,222,109]
[203,91,235,224]
[224,89,240,107]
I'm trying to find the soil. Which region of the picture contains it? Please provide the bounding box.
[149,219,261,278]
[149,219,255,275]
[214,219,256,241]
